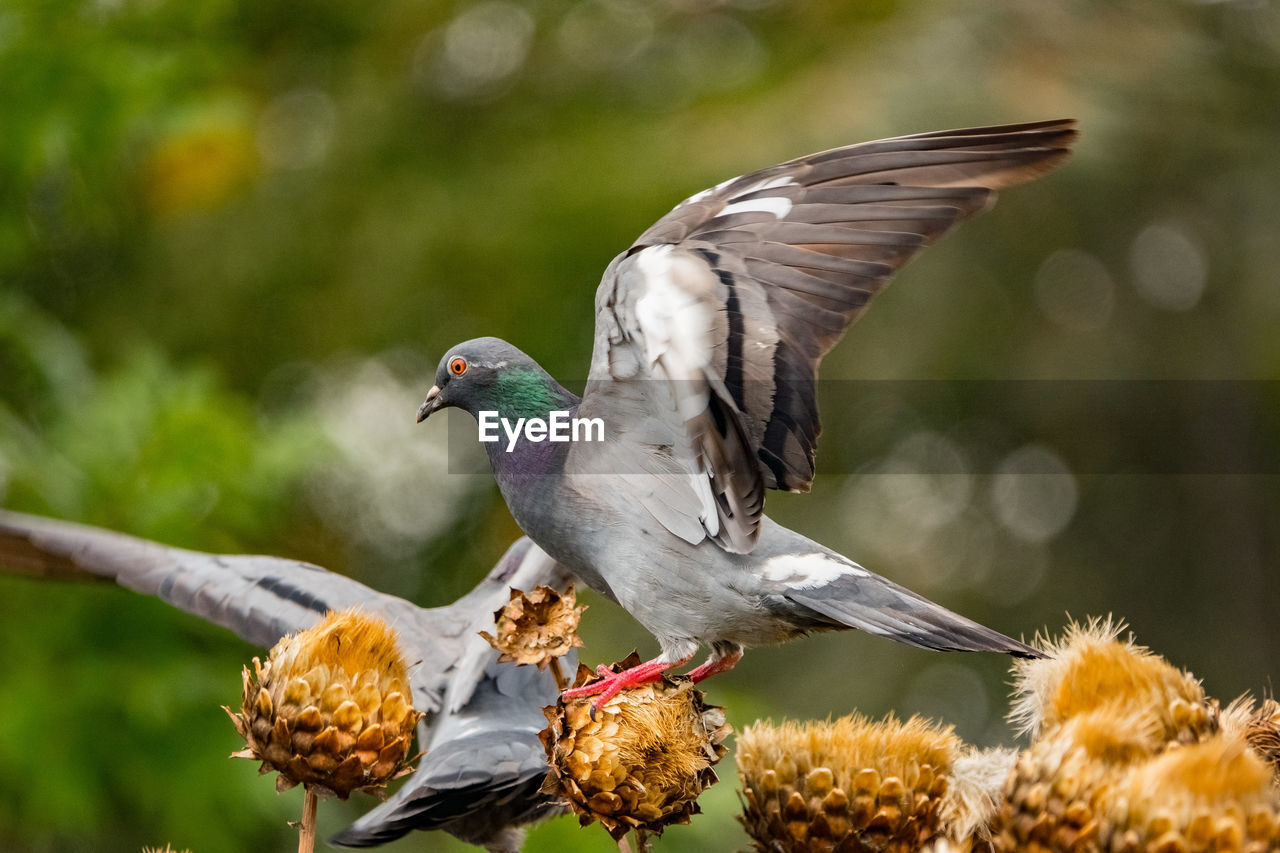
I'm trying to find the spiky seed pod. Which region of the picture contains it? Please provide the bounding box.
[226,609,423,799]
[1243,699,1280,779]
[736,713,961,853]
[479,584,585,670]
[992,704,1165,853]
[538,654,730,840]
[1101,736,1280,853]
[938,747,1019,851]
[1008,618,1217,748]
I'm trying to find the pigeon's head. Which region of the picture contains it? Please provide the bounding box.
[417,337,561,422]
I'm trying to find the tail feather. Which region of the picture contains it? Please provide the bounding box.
[786,572,1041,659]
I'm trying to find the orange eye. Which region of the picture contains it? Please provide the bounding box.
[448,356,468,377]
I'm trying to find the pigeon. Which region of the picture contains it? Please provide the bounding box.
[0,509,570,853]
[417,120,1078,708]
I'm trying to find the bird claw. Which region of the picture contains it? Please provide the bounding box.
[559,659,674,717]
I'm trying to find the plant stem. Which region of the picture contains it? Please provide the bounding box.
[298,787,318,853]
[550,658,568,692]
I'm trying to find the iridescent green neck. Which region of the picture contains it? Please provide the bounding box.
[491,368,576,420]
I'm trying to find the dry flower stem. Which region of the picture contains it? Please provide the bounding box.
[549,658,569,692]
[298,787,318,853]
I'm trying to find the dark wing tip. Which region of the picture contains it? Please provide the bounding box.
[895,117,1079,146]
[926,118,1079,190]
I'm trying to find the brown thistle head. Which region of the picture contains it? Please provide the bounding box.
[736,713,962,853]
[1008,617,1216,747]
[538,654,730,841]
[479,584,585,670]
[225,608,422,799]
[1102,735,1280,852]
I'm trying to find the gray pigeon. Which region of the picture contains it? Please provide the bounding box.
[0,510,570,852]
[417,120,1077,707]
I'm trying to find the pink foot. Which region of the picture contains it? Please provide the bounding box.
[560,655,692,711]
[685,648,744,684]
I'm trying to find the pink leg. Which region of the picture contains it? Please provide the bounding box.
[685,647,744,684]
[561,653,694,709]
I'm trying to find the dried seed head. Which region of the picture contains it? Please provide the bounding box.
[941,746,1019,845]
[1102,735,1280,852]
[992,702,1159,852]
[736,713,961,852]
[225,608,423,799]
[479,584,585,670]
[1243,698,1280,779]
[538,654,730,840]
[993,626,1276,853]
[923,840,993,853]
[1009,617,1216,747]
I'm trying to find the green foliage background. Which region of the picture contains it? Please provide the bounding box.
[2,0,1279,850]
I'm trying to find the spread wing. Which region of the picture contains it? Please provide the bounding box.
[1,510,575,846]
[0,510,566,718]
[583,119,1078,553]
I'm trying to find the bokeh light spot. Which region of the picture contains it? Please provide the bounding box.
[991,444,1078,543]
[557,0,654,70]
[431,1,536,101]
[307,358,476,568]
[672,13,764,93]
[876,430,973,530]
[1129,220,1207,312]
[1033,248,1115,332]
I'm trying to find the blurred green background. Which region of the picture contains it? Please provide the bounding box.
[2,0,1279,849]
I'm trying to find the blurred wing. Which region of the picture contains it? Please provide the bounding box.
[0,510,568,720]
[585,119,1078,553]
[331,542,572,847]
[331,649,570,848]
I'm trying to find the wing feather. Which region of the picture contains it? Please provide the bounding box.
[0,510,568,718]
[585,119,1078,550]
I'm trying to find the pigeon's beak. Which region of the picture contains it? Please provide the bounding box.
[416,385,442,423]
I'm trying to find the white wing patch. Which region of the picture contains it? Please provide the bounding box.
[631,244,721,537]
[679,173,795,215]
[745,176,795,193]
[717,175,795,219]
[720,196,792,219]
[632,245,715,422]
[759,552,867,589]
[684,174,738,206]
